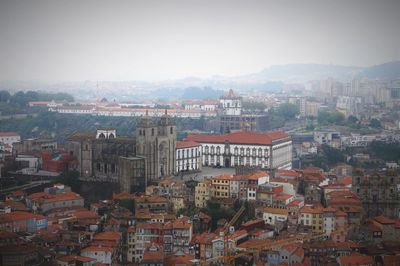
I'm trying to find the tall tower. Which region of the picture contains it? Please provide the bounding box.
[136,111,158,181]
[157,110,176,178]
[136,110,177,181]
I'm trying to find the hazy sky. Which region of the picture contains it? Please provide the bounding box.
[0,0,399,82]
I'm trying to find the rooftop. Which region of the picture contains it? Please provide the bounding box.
[186,130,289,145]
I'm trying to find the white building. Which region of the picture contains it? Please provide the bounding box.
[81,246,113,265]
[220,89,242,116]
[176,141,202,173]
[187,131,292,169]
[259,207,288,225]
[0,132,21,152]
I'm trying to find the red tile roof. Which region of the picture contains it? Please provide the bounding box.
[0,211,46,222]
[338,253,373,265]
[373,216,395,225]
[248,171,269,181]
[81,246,114,253]
[276,169,299,178]
[93,231,121,242]
[186,130,289,145]
[273,193,293,201]
[176,141,201,149]
[57,255,96,263]
[0,132,19,137]
[287,199,303,207]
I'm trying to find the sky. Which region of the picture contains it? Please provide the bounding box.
[0,0,399,82]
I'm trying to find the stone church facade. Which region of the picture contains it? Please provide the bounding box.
[66,112,176,193]
[352,170,400,218]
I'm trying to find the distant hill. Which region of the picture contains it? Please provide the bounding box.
[247,61,400,83]
[361,61,400,80]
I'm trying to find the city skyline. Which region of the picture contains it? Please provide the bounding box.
[0,0,399,82]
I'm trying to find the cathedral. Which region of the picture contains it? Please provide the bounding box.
[66,111,176,193]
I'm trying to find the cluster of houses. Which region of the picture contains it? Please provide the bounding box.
[1,162,399,265]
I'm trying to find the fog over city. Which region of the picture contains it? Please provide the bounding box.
[0,0,399,82]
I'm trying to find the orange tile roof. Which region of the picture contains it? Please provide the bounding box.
[81,246,114,253]
[0,132,19,137]
[27,192,48,200]
[212,174,233,181]
[186,130,289,145]
[299,206,324,214]
[134,195,169,203]
[276,169,299,177]
[72,210,99,220]
[176,140,201,149]
[229,229,248,241]
[373,216,395,225]
[335,210,347,217]
[237,238,271,249]
[273,194,293,201]
[112,191,134,200]
[93,231,121,242]
[0,211,46,223]
[259,207,288,215]
[338,253,373,265]
[248,171,269,181]
[57,255,96,263]
[287,199,303,207]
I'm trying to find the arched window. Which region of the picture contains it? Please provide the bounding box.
[258,148,262,156]
[205,146,209,154]
[211,146,215,154]
[246,148,250,156]
[234,147,238,155]
[252,148,256,156]
[98,133,105,139]
[216,147,221,155]
[109,133,115,139]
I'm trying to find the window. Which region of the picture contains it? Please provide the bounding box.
[234,147,238,155]
[170,127,173,134]
[151,128,154,136]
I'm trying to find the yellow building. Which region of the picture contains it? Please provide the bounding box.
[299,205,324,234]
[127,226,136,262]
[172,196,185,213]
[211,175,231,198]
[195,179,212,208]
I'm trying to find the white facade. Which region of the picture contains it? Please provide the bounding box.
[262,210,288,225]
[220,89,242,116]
[81,249,112,265]
[176,143,202,173]
[188,132,293,170]
[0,133,20,152]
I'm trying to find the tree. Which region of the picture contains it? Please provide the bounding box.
[276,103,299,120]
[242,101,266,111]
[119,199,134,212]
[0,90,10,102]
[317,111,345,125]
[347,115,358,125]
[369,118,381,129]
